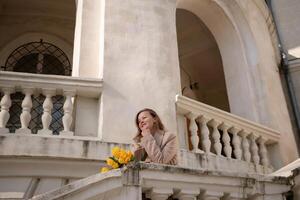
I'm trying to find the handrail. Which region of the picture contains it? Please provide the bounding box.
[176,95,280,143]
[0,71,103,98]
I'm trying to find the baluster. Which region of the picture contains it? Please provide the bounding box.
[175,189,199,200]
[250,134,260,165]
[198,116,211,153]
[0,87,14,133]
[229,127,242,160]
[38,89,55,135]
[187,113,202,153]
[16,88,34,134]
[200,191,223,200]
[60,90,75,136]
[208,119,222,156]
[223,193,243,200]
[150,188,173,200]
[258,137,269,167]
[220,123,232,158]
[241,130,251,162]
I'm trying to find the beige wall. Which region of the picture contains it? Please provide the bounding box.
[100,0,181,143]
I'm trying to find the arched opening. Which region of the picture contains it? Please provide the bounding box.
[176,9,230,112]
[0,0,76,134]
[176,0,260,122]
[0,0,75,67]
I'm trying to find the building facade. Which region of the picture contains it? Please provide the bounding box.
[0,0,299,199]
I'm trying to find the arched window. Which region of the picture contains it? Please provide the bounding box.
[2,40,72,134]
[4,40,71,75]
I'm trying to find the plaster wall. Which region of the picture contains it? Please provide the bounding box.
[101,0,181,143]
[233,0,299,165]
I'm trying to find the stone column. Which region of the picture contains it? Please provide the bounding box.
[72,0,105,78]
[72,0,105,137]
[101,0,181,143]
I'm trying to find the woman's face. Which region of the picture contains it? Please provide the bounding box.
[138,111,156,131]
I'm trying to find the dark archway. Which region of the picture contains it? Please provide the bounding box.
[176,9,230,112]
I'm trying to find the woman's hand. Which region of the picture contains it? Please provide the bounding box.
[132,143,142,151]
[141,126,151,137]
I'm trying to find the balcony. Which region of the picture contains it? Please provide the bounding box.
[175,95,281,174]
[0,71,102,136]
[0,73,282,175]
[0,72,290,199]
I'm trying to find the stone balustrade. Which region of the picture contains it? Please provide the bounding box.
[29,162,291,200]
[0,71,102,136]
[176,95,281,171]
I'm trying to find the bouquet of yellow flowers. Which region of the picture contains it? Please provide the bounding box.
[100,146,134,173]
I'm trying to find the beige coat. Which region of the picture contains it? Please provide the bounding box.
[133,130,178,165]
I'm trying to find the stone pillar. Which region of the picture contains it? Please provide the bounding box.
[72,0,105,137]
[72,0,105,78]
[100,0,181,143]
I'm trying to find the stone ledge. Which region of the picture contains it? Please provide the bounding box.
[0,134,276,176]
[0,71,103,98]
[134,162,289,184]
[0,133,130,161]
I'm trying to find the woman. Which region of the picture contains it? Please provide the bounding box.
[133,108,178,165]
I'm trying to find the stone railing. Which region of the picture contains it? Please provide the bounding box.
[0,71,102,136]
[175,95,281,171]
[29,163,291,200]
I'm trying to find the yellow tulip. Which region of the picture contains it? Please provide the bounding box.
[101,167,110,173]
[112,147,121,158]
[118,158,125,164]
[107,158,119,169]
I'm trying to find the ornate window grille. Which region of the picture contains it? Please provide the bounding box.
[2,40,72,134]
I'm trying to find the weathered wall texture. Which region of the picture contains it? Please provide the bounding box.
[100,0,181,143]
